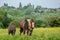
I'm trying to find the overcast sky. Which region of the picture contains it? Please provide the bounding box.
[0,0,60,8]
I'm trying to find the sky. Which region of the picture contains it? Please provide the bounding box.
[0,0,60,8]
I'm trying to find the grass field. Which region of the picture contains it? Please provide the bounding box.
[0,28,60,40]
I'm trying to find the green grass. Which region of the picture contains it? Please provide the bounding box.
[0,28,60,40]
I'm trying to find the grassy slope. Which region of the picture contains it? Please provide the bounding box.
[0,28,60,40]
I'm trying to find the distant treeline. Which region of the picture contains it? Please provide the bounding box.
[0,2,60,28]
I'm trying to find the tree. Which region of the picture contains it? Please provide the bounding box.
[23,3,32,10]
[35,6,42,13]
[2,12,8,28]
[4,3,8,7]
[19,2,22,9]
[2,11,12,28]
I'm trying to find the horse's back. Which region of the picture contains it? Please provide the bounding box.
[8,25,16,31]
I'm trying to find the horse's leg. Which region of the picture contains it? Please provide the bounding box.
[10,31,14,35]
[29,29,33,36]
[25,30,28,36]
[27,29,30,35]
[13,30,16,35]
[11,31,13,35]
[23,30,25,35]
[8,31,10,35]
[20,28,23,35]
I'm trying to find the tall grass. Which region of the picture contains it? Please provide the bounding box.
[0,28,60,40]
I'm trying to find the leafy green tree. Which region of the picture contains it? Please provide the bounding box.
[35,6,42,13]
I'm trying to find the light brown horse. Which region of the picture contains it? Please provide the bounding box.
[20,19,34,36]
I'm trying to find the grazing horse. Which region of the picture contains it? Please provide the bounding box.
[8,24,16,35]
[20,19,34,36]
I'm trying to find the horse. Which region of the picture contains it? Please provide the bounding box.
[8,24,16,35]
[20,19,34,36]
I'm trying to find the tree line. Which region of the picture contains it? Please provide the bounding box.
[0,2,60,28]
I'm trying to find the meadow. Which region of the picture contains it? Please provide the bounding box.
[0,27,60,40]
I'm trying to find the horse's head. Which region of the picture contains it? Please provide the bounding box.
[32,22,34,29]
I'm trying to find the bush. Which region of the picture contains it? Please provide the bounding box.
[0,22,3,28]
[46,16,60,27]
[9,20,20,27]
[35,20,42,27]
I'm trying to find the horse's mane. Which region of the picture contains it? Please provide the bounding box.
[24,19,28,29]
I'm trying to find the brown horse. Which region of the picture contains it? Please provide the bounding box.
[20,19,34,36]
[8,24,16,35]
